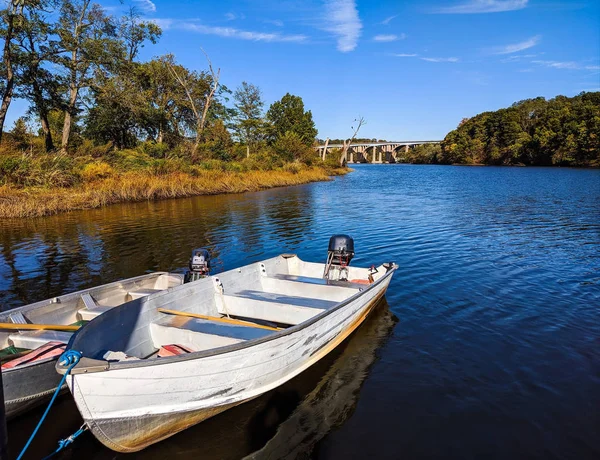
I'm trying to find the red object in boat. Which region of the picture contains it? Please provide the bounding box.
[1,341,66,369]
[350,279,371,285]
[157,344,194,357]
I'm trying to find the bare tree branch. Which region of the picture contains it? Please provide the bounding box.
[340,116,366,166]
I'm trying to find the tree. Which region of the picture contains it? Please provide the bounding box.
[340,116,365,166]
[14,5,62,151]
[0,0,24,144]
[166,49,220,151]
[118,7,161,63]
[233,81,264,157]
[266,93,317,146]
[56,0,119,151]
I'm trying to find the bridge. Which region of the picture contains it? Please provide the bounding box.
[316,140,442,163]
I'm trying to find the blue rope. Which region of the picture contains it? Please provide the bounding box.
[17,350,82,460]
[42,423,88,460]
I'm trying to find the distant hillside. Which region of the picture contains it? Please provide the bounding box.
[439,92,600,167]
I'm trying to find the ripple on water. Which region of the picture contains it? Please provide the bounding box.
[1,164,599,459]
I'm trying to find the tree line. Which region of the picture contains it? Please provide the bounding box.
[437,92,600,167]
[0,0,319,164]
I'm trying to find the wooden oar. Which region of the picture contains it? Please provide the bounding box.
[0,323,80,332]
[157,308,282,331]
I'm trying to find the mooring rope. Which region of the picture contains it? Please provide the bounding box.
[17,349,82,460]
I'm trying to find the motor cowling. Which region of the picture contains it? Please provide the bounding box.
[327,234,355,266]
[324,234,354,281]
[185,248,210,283]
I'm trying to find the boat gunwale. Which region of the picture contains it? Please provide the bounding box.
[65,258,397,373]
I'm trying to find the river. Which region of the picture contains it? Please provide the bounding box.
[1,164,599,459]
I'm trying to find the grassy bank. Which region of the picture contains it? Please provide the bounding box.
[0,167,347,218]
[0,144,348,218]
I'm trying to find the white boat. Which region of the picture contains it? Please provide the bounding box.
[59,237,397,452]
[0,272,183,419]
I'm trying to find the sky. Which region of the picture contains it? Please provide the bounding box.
[5,0,600,140]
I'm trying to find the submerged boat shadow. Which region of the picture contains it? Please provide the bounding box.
[7,298,397,459]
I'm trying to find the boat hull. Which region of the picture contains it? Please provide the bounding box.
[2,272,183,419]
[70,275,392,452]
[3,358,66,419]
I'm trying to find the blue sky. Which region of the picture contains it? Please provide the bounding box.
[6,0,600,140]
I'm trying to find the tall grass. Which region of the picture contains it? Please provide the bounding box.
[0,168,347,218]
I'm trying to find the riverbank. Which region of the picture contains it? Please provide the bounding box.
[0,167,348,218]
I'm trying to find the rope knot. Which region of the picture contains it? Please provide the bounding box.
[59,349,82,367]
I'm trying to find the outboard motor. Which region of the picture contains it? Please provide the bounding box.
[324,234,355,281]
[184,248,211,283]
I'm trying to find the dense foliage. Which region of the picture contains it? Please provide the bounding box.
[0,0,321,176]
[440,92,600,167]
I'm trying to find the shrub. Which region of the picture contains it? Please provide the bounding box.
[151,158,190,175]
[79,162,114,182]
[0,156,32,186]
[281,162,302,174]
[272,131,312,163]
[75,139,114,158]
[138,141,170,159]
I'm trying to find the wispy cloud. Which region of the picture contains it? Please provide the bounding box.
[381,15,397,25]
[154,20,307,43]
[133,0,156,13]
[151,18,174,30]
[323,0,362,52]
[433,0,528,14]
[373,33,405,42]
[392,53,418,57]
[225,12,237,21]
[264,19,284,27]
[489,35,541,55]
[421,57,460,62]
[532,60,599,70]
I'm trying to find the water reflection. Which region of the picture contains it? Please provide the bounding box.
[0,185,316,311]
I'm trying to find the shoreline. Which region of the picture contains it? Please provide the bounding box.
[0,167,349,219]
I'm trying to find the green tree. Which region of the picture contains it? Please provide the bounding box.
[266,93,317,146]
[13,5,62,151]
[233,81,264,157]
[56,0,120,151]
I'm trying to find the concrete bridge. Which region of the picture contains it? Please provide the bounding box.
[316,140,441,163]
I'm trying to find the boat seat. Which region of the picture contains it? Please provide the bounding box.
[9,312,28,324]
[78,293,113,321]
[150,316,272,352]
[229,290,338,309]
[218,293,332,325]
[270,274,369,289]
[127,288,162,300]
[8,330,73,350]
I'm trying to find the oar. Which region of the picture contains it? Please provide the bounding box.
[0,323,80,332]
[157,308,282,331]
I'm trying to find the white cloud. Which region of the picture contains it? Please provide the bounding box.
[392,53,418,57]
[225,13,237,21]
[490,35,540,54]
[264,19,284,27]
[381,15,397,25]
[323,0,362,52]
[133,0,156,13]
[373,34,405,42]
[150,18,174,30]
[180,23,307,43]
[421,57,460,62]
[433,0,528,14]
[532,60,580,69]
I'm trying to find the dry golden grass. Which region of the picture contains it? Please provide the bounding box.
[0,167,349,219]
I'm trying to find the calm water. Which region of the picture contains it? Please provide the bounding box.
[2,164,599,459]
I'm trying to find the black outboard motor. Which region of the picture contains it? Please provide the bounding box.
[324,234,355,281]
[184,248,211,283]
